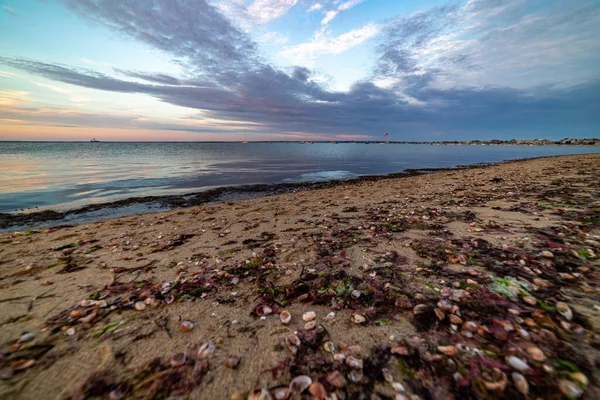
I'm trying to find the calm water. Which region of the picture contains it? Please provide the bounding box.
[1,142,599,213]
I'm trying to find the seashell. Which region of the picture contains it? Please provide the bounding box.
[558,379,583,398]
[351,290,361,299]
[134,301,146,311]
[65,327,75,336]
[522,296,537,306]
[80,300,95,307]
[347,369,363,383]
[169,352,186,367]
[556,302,572,321]
[413,304,429,315]
[181,321,194,332]
[526,346,545,361]
[18,332,35,343]
[570,372,588,387]
[70,310,83,319]
[224,356,241,369]
[434,308,445,320]
[248,389,273,400]
[449,315,463,324]
[345,356,363,369]
[351,314,366,324]
[270,387,289,400]
[304,321,316,330]
[437,300,453,311]
[327,370,347,388]
[229,392,244,400]
[540,250,554,258]
[391,382,406,393]
[437,345,458,356]
[324,311,336,319]
[323,341,335,353]
[302,311,316,321]
[482,368,507,392]
[308,382,327,399]
[286,334,300,355]
[512,372,529,395]
[196,343,216,359]
[256,305,273,316]
[164,294,175,304]
[289,375,312,394]
[11,359,35,372]
[506,356,531,373]
[333,353,346,362]
[231,277,240,285]
[280,311,291,325]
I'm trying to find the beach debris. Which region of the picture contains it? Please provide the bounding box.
[308,382,327,399]
[196,343,216,360]
[506,356,531,373]
[558,379,584,398]
[351,314,366,324]
[271,387,289,400]
[556,302,573,320]
[526,346,545,361]
[247,389,273,400]
[255,304,273,316]
[134,301,146,311]
[345,356,363,369]
[304,320,316,330]
[512,372,529,395]
[18,332,35,343]
[323,341,335,353]
[224,356,240,369]
[327,371,347,388]
[286,334,301,355]
[180,321,194,332]
[279,310,291,325]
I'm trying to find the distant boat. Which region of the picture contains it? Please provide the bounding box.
[90,138,100,142]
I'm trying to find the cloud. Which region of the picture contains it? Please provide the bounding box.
[257,31,289,45]
[1,0,599,140]
[280,24,380,66]
[321,0,367,25]
[247,0,298,24]
[307,3,323,13]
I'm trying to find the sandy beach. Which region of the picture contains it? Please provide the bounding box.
[0,154,599,399]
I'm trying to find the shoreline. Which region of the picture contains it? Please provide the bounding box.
[0,154,599,399]
[1,153,594,231]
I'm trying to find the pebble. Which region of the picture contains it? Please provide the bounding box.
[351,314,366,324]
[327,370,347,388]
[181,321,194,332]
[134,301,146,311]
[558,379,583,398]
[437,345,458,356]
[289,375,312,394]
[556,302,573,321]
[304,321,316,330]
[308,382,327,399]
[18,332,35,343]
[302,311,316,321]
[280,310,291,325]
[540,251,554,258]
[512,372,528,395]
[506,356,531,373]
[345,356,363,369]
[224,357,240,369]
[527,346,545,361]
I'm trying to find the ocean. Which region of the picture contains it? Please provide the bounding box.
[1,141,599,215]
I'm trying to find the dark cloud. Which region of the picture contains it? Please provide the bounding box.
[2,0,599,139]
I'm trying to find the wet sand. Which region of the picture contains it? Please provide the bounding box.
[0,154,599,399]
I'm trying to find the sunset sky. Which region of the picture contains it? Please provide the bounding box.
[0,0,599,141]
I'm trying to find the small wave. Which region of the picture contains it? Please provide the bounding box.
[284,170,358,182]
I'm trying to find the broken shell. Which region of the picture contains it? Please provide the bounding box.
[482,368,507,392]
[437,345,458,356]
[270,387,289,400]
[224,356,240,369]
[164,294,175,304]
[506,356,531,373]
[308,382,327,399]
[512,372,529,395]
[323,341,335,353]
[286,334,301,355]
[351,290,361,299]
[304,321,316,330]
[196,343,216,359]
[327,370,347,388]
[351,314,366,324]
[134,301,146,311]
[413,304,429,315]
[256,304,273,317]
[346,356,363,369]
[347,369,363,383]
[248,389,273,400]
[181,321,194,332]
[556,302,573,321]
[289,375,312,394]
[11,359,35,372]
[65,327,75,336]
[526,346,546,362]
[558,379,583,398]
[18,332,35,343]
[169,352,186,367]
[302,311,316,321]
[324,311,336,319]
[280,310,291,325]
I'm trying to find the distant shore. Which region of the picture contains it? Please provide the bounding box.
[0,154,598,399]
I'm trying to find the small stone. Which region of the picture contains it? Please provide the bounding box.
[229,391,244,400]
[541,251,554,258]
[302,311,316,321]
[527,346,546,362]
[345,356,363,369]
[351,290,361,299]
[289,375,312,394]
[437,345,458,356]
[351,314,366,324]
[570,372,588,387]
[413,304,429,315]
[323,341,335,353]
[304,320,316,330]
[134,301,146,311]
[65,327,75,336]
[449,315,463,324]
[522,296,537,306]
[18,332,35,343]
[308,382,327,399]
[556,302,573,321]
[224,356,240,369]
[327,370,347,388]
[506,356,531,373]
[324,311,336,319]
[181,321,194,332]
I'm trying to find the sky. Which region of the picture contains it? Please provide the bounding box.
[0,0,599,141]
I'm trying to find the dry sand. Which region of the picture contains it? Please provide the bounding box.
[0,154,599,399]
